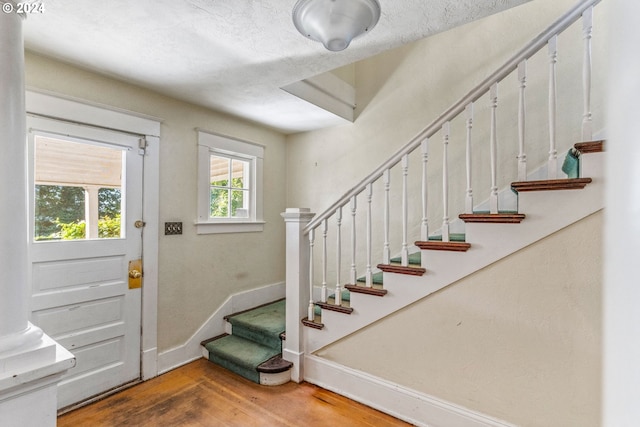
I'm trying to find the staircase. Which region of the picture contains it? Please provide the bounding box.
[283,0,605,374]
[301,142,604,354]
[201,299,292,385]
[202,0,605,392]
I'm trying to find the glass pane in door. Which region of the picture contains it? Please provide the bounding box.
[33,135,124,241]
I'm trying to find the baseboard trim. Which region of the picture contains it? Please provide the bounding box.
[157,281,285,374]
[304,355,516,427]
[141,347,158,380]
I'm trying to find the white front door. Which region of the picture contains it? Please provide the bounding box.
[27,116,144,409]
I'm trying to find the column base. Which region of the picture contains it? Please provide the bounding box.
[0,327,75,427]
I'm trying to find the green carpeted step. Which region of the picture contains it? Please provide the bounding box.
[428,233,466,242]
[227,299,285,352]
[328,289,351,302]
[205,334,280,384]
[357,271,383,285]
[315,288,351,315]
[390,252,422,265]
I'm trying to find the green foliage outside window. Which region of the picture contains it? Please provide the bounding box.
[210,178,245,218]
[55,215,121,240]
[35,185,85,239]
[34,185,122,240]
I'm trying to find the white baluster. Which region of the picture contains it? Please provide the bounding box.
[350,195,357,284]
[518,60,528,181]
[335,206,342,306]
[308,228,316,321]
[321,219,328,302]
[465,103,474,214]
[365,183,373,287]
[548,35,558,179]
[489,83,499,213]
[383,169,391,264]
[582,7,593,142]
[401,154,409,266]
[442,122,450,242]
[421,139,429,241]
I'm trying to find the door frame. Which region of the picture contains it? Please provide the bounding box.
[26,89,161,381]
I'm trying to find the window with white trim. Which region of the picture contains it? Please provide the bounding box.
[196,131,264,234]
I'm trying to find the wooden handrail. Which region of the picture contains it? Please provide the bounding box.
[304,0,600,233]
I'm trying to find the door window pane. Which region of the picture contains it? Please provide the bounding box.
[98,188,121,238]
[34,136,124,241]
[34,185,85,241]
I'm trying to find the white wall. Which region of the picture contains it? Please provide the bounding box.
[286,0,608,230]
[284,0,608,425]
[317,211,603,427]
[602,0,640,425]
[25,52,287,352]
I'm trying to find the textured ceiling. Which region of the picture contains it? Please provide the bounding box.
[23,0,531,134]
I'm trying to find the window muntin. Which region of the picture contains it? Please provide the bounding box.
[209,155,250,219]
[197,131,264,234]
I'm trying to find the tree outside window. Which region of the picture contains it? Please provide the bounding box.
[209,155,250,219]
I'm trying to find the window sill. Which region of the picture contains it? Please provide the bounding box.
[195,220,265,235]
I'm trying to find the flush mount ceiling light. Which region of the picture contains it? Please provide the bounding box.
[292,0,381,52]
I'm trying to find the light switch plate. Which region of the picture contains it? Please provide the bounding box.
[165,222,182,235]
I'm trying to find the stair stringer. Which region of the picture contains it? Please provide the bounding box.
[304,152,604,354]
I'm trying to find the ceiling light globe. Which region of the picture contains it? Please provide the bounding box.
[292,0,381,52]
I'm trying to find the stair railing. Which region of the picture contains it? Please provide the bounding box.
[283,0,602,368]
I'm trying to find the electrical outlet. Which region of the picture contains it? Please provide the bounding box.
[165,222,182,235]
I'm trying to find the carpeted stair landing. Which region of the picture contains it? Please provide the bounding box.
[201,299,292,385]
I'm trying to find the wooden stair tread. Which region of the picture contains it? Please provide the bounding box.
[459,213,526,223]
[201,333,228,348]
[344,284,388,296]
[415,240,471,251]
[574,140,604,153]
[315,301,354,314]
[302,317,324,329]
[377,264,426,276]
[257,355,293,374]
[511,178,592,192]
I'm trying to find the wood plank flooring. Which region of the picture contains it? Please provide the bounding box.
[58,358,412,427]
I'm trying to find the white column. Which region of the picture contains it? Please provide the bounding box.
[517,61,528,181]
[603,1,640,425]
[281,208,315,383]
[0,3,29,342]
[420,139,429,239]
[547,35,558,179]
[489,83,499,213]
[0,7,74,427]
[400,154,409,265]
[442,122,451,241]
[465,104,474,213]
[365,183,373,287]
[581,6,593,142]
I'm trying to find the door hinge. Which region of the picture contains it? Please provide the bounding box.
[138,137,147,155]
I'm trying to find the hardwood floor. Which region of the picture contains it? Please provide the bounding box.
[58,358,412,427]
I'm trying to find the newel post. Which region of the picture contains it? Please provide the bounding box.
[281,208,315,383]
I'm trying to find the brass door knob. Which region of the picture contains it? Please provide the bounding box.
[129,269,142,279]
